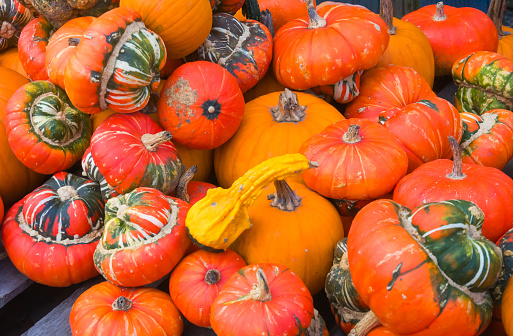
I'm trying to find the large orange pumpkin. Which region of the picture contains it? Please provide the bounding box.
[119,0,212,59]
[0,66,30,122]
[0,48,27,77]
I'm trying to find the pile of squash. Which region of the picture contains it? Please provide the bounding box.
[2,0,513,335]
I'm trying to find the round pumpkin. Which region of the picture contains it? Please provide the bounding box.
[174,142,214,183]
[18,16,52,80]
[90,112,183,195]
[460,109,513,170]
[94,187,191,287]
[1,171,104,287]
[169,249,246,327]
[210,263,314,336]
[273,0,389,90]
[0,66,29,122]
[120,0,212,59]
[64,7,166,114]
[0,47,27,77]
[299,118,408,200]
[157,61,245,150]
[393,136,513,243]
[70,281,184,336]
[5,80,92,174]
[402,2,498,77]
[214,89,344,188]
[231,179,344,295]
[348,199,501,335]
[242,68,285,102]
[344,65,436,123]
[375,0,435,87]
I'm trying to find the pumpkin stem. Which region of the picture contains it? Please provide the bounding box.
[342,125,362,144]
[242,0,260,21]
[55,111,67,122]
[116,204,130,219]
[348,311,381,336]
[446,136,467,179]
[205,268,222,285]
[488,0,511,37]
[271,89,307,122]
[141,131,172,152]
[305,309,324,336]
[0,21,15,39]
[176,165,198,203]
[380,0,397,35]
[57,185,78,202]
[259,9,275,37]
[306,0,326,29]
[248,268,272,302]
[68,37,81,46]
[112,296,133,311]
[340,251,350,271]
[434,2,447,21]
[268,179,302,211]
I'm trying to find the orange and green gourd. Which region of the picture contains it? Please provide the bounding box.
[186,153,316,251]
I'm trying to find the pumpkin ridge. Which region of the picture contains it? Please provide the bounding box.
[99,20,146,110]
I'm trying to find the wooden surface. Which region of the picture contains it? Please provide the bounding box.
[0,258,32,310]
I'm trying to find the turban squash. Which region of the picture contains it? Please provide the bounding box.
[17,16,52,80]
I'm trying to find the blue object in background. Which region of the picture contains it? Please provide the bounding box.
[419,0,491,13]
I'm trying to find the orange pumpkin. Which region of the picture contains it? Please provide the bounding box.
[242,0,311,31]
[0,48,27,78]
[502,271,513,335]
[375,0,434,87]
[174,142,214,183]
[0,67,29,122]
[214,89,344,188]
[119,0,212,58]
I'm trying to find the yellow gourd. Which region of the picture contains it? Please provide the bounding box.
[185,153,315,251]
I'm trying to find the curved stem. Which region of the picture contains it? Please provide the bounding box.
[342,125,362,144]
[380,0,397,35]
[488,0,510,37]
[434,2,447,21]
[112,296,133,311]
[242,0,260,21]
[348,311,381,336]
[446,136,466,179]
[259,9,275,37]
[268,179,302,211]
[306,0,326,29]
[176,165,198,203]
[140,131,172,152]
[205,269,222,285]
[271,89,307,122]
[248,268,272,302]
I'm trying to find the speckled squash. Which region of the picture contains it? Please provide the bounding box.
[64,7,166,114]
[93,187,191,287]
[18,16,52,80]
[1,171,104,287]
[186,13,272,93]
[5,80,92,174]
[452,51,513,115]
[460,109,513,169]
[0,0,33,51]
[90,112,183,195]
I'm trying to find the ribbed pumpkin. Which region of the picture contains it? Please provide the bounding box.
[64,7,166,114]
[0,0,33,51]
[5,80,92,174]
[185,13,273,93]
[70,281,184,336]
[214,89,344,188]
[0,47,26,77]
[345,65,436,123]
[211,263,314,336]
[90,112,183,195]
[299,119,408,200]
[157,61,245,150]
[93,187,191,287]
[488,0,513,62]
[460,109,513,169]
[242,69,285,102]
[393,137,513,243]
[18,16,52,80]
[45,16,95,90]
[403,2,498,77]
[375,0,434,87]
[231,179,343,295]
[81,146,119,201]
[1,171,104,287]
[120,0,212,59]
[168,249,247,327]
[348,199,500,336]
[273,0,389,90]
[174,142,214,183]
[452,51,513,115]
